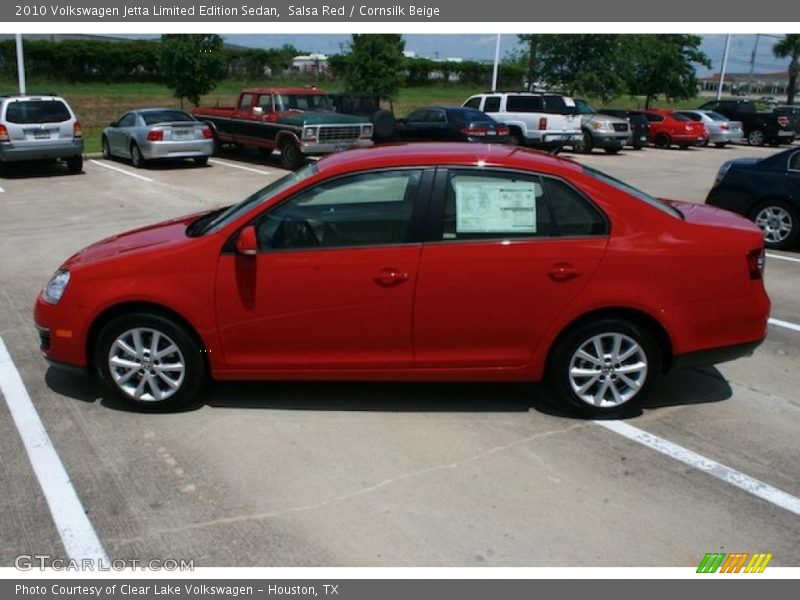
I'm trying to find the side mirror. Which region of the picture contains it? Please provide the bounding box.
[109,121,117,128]
[252,106,264,117]
[235,225,258,256]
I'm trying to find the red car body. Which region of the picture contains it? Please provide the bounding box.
[642,109,709,148]
[34,143,769,415]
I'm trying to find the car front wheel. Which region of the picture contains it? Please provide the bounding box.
[548,318,661,418]
[95,313,206,411]
[752,199,799,249]
[279,139,303,170]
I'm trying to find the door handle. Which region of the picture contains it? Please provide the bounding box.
[548,262,581,282]
[373,268,409,287]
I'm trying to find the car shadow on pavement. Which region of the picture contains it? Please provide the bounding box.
[1,160,84,179]
[45,364,732,418]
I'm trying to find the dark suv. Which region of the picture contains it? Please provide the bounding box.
[0,93,83,176]
[698,99,795,146]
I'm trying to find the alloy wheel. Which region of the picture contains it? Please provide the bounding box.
[755,205,793,245]
[568,333,648,408]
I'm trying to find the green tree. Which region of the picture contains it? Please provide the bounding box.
[624,35,710,109]
[516,34,630,102]
[773,34,800,105]
[160,34,226,107]
[341,34,406,104]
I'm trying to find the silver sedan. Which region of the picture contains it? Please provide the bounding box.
[102,108,214,168]
[674,110,744,147]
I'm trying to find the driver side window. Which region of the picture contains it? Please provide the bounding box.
[257,170,423,250]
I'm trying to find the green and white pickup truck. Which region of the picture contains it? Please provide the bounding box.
[192,87,374,169]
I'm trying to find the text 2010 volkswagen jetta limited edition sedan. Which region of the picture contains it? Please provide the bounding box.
[34,143,770,417]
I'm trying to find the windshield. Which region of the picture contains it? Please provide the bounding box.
[575,99,596,114]
[582,166,683,219]
[197,163,319,235]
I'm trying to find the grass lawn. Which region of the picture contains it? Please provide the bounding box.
[0,77,706,153]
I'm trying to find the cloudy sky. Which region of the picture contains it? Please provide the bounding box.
[223,33,792,76]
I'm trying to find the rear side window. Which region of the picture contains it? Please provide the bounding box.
[483,96,502,113]
[239,94,255,110]
[789,151,800,171]
[141,110,195,125]
[506,96,544,112]
[541,178,607,236]
[5,100,71,124]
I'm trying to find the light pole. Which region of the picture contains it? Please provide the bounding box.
[716,34,731,101]
[16,33,26,95]
[491,34,501,91]
[746,34,761,97]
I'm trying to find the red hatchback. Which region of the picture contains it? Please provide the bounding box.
[35,144,769,417]
[642,109,709,149]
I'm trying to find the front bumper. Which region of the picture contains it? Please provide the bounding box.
[140,139,214,160]
[300,139,374,155]
[591,132,630,149]
[34,293,91,369]
[0,139,83,162]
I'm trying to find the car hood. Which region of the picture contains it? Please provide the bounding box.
[277,112,370,126]
[64,210,210,267]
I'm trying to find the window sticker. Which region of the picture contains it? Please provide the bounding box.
[454,179,540,234]
[563,97,576,107]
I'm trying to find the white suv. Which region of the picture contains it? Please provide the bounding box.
[463,92,582,149]
[0,94,83,176]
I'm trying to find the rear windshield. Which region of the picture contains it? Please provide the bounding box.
[450,108,494,122]
[671,112,691,121]
[706,111,727,121]
[582,166,682,219]
[5,100,71,124]
[141,110,195,125]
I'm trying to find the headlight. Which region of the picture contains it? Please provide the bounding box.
[362,124,373,137]
[591,120,613,132]
[302,126,317,139]
[714,162,733,186]
[43,269,70,305]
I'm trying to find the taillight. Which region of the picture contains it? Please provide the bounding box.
[720,124,729,130]
[460,127,488,136]
[747,248,765,280]
[72,121,82,138]
[538,117,547,130]
[202,127,213,139]
[147,129,164,141]
[497,126,509,136]
[0,124,9,142]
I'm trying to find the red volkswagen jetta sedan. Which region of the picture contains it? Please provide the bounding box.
[35,143,769,417]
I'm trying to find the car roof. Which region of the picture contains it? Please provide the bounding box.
[134,107,190,113]
[241,87,325,95]
[315,142,584,176]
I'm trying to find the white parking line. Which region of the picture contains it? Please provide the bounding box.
[768,318,800,333]
[209,158,271,175]
[89,159,154,183]
[0,336,109,561]
[766,252,800,264]
[596,420,800,517]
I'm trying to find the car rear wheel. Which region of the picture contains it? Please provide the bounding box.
[130,143,146,168]
[752,199,800,250]
[508,130,524,147]
[653,134,670,149]
[194,156,209,166]
[548,318,661,418]
[748,129,766,146]
[65,155,83,174]
[279,138,303,170]
[101,136,111,159]
[604,147,621,155]
[95,313,206,411]
[714,142,728,148]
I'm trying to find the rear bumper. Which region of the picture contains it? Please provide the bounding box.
[670,133,708,145]
[140,139,214,160]
[708,131,744,144]
[671,339,763,370]
[0,139,83,162]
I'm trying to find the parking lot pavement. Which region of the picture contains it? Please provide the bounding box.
[1,147,799,567]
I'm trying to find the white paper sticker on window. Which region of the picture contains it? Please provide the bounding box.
[563,97,576,107]
[454,179,539,234]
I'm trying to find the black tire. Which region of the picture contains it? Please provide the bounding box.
[508,129,524,147]
[279,138,303,170]
[678,144,690,150]
[130,143,146,168]
[101,136,111,159]
[547,318,662,418]
[95,312,206,411]
[750,198,800,250]
[579,131,594,153]
[194,156,209,166]
[371,109,396,141]
[0,160,8,178]
[654,133,670,149]
[604,147,621,155]
[714,142,728,148]
[748,128,766,146]
[66,155,83,173]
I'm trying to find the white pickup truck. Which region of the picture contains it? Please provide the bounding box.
[463,92,582,149]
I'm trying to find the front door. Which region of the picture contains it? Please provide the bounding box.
[215,168,430,372]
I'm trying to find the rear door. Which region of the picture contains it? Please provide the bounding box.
[412,167,609,368]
